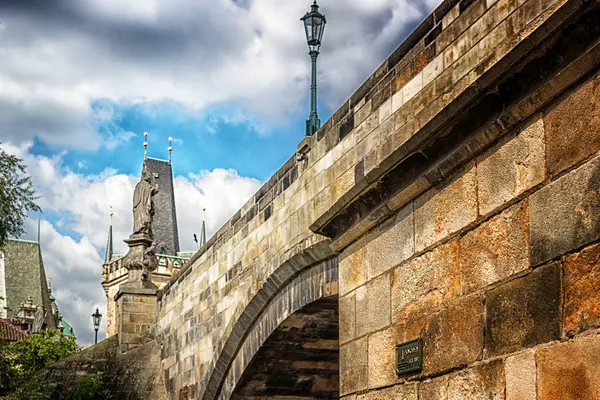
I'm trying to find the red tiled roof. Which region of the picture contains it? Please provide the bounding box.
[0,318,29,341]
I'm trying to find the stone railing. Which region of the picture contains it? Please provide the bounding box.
[102,253,190,284]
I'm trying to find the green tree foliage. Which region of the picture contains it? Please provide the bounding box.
[0,329,79,396]
[0,145,41,248]
[71,375,112,400]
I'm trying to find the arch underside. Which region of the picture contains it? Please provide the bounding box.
[232,297,339,399]
[203,255,339,400]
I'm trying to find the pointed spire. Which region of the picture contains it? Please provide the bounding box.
[200,208,206,247]
[104,206,113,264]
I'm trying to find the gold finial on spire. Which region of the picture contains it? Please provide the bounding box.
[202,207,206,220]
[144,132,149,159]
[109,205,113,226]
[168,136,173,163]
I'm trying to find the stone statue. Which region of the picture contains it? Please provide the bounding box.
[132,167,158,238]
[121,165,159,289]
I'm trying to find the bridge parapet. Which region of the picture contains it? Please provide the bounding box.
[156,0,600,397]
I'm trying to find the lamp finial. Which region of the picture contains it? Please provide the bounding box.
[168,136,173,163]
[143,132,149,159]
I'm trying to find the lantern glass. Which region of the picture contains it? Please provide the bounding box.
[301,2,326,53]
[92,308,102,330]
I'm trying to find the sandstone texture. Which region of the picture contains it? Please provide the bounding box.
[505,350,537,400]
[564,243,600,336]
[414,164,478,252]
[485,262,561,357]
[422,294,484,375]
[340,337,368,395]
[477,114,545,216]
[529,154,600,266]
[355,273,391,337]
[544,69,600,176]
[460,201,529,294]
[538,335,600,399]
[392,239,460,323]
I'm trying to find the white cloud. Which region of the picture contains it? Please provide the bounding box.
[0,0,438,148]
[3,141,261,346]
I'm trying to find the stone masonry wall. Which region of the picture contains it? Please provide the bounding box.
[34,336,168,399]
[157,0,600,397]
[338,68,600,399]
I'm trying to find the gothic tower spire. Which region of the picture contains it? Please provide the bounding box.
[200,208,206,247]
[104,206,113,264]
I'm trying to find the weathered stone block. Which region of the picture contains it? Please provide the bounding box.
[419,376,449,400]
[340,337,368,395]
[423,54,444,87]
[538,335,600,399]
[446,360,505,400]
[340,292,356,344]
[403,72,423,103]
[530,154,600,266]
[414,163,478,252]
[367,327,398,389]
[460,201,529,294]
[391,239,460,323]
[356,273,391,337]
[543,67,600,176]
[505,349,536,400]
[564,243,600,336]
[422,294,484,375]
[339,245,369,296]
[477,114,545,216]
[358,383,418,400]
[367,204,414,278]
[485,262,561,357]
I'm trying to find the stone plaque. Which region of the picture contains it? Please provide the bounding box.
[396,338,423,375]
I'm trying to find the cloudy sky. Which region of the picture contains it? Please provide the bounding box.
[0,0,439,346]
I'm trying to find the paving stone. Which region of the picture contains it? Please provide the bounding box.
[543,65,600,176]
[460,201,529,294]
[477,114,545,216]
[391,239,460,323]
[356,273,391,337]
[415,163,478,252]
[538,335,600,399]
[447,360,505,400]
[505,350,537,400]
[340,338,368,395]
[530,154,600,266]
[564,243,600,336]
[485,262,561,357]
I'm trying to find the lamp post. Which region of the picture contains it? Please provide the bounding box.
[92,307,102,344]
[301,0,326,136]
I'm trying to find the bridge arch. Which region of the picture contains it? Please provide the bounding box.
[201,243,339,400]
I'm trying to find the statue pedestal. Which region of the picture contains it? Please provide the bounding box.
[115,233,159,353]
[114,286,157,353]
[121,234,158,290]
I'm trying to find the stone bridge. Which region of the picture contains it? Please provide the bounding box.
[45,0,600,397]
[155,0,600,397]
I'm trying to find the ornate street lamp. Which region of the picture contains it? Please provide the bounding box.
[301,0,326,136]
[92,307,102,344]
